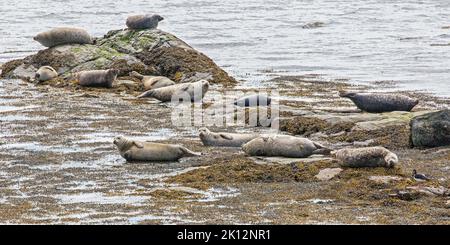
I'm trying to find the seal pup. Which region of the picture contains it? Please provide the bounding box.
[78,69,119,88]
[33,27,94,48]
[137,80,209,102]
[234,94,272,107]
[332,146,398,168]
[129,71,175,90]
[199,128,260,147]
[412,169,431,181]
[113,136,201,162]
[35,66,58,82]
[242,135,330,158]
[339,91,419,113]
[126,14,164,30]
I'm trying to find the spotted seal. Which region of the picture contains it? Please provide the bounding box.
[242,135,330,158]
[339,91,419,113]
[126,14,164,30]
[35,66,57,82]
[332,146,398,168]
[199,128,260,147]
[33,27,94,48]
[113,136,201,162]
[77,69,119,88]
[137,80,209,102]
[129,71,175,90]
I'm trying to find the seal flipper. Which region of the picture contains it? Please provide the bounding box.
[137,90,154,98]
[312,142,331,155]
[180,147,202,157]
[132,141,144,148]
[219,133,233,140]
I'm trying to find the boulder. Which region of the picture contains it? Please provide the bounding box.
[1,29,236,87]
[315,168,343,181]
[411,110,450,147]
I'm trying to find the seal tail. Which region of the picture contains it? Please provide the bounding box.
[181,147,202,157]
[130,71,144,80]
[312,142,332,155]
[137,90,155,98]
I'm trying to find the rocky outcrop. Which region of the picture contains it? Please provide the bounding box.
[279,110,433,149]
[410,110,450,148]
[0,29,236,87]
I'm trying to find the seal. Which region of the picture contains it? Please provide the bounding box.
[113,136,201,162]
[78,69,119,88]
[126,14,164,30]
[129,71,175,90]
[332,146,398,168]
[339,91,419,113]
[198,127,260,147]
[33,27,94,48]
[35,66,57,82]
[137,80,209,102]
[234,94,271,107]
[242,135,330,158]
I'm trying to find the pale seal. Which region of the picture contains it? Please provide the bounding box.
[242,135,330,158]
[332,146,398,168]
[198,128,259,147]
[129,71,175,90]
[234,94,272,107]
[35,66,57,82]
[113,136,201,162]
[339,91,419,113]
[137,80,209,102]
[33,27,94,48]
[78,69,119,88]
[126,14,164,30]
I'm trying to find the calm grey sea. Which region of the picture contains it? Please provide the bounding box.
[0,0,449,96]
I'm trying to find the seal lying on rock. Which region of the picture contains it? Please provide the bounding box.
[332,146,398,168]
[33,27,94,48]
[78,69,119,88]
[234,94,272,107]
[339,91,419,113]
[137,80,209,102]
[129,71,175,90]
[126,14,164,30]
[242,135,330,158]
[113,136,201,162]
[35,66,57,82]
[199,128,260,147]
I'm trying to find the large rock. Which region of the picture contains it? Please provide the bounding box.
[411,110,450,147]
[0,29,236,87]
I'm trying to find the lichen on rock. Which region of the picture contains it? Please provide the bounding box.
[1,28,236,89]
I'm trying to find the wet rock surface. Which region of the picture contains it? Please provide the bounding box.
[0,74,449,224]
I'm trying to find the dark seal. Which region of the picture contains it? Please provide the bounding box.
[339,91,419,113]
[234,94,272,107]
[126,14,164,30]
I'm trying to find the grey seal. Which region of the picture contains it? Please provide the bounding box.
[78,69,119,88]
[137,80,209,102]
[33,27,94,48]
[332,146,398,168]
[129,71,175,90]
[35,66,57,82]
[113,136,201,162]
[126,14,164,30]
[234,94,272,107]
[242,135,330,158]
[339,91,419,113]
[198,127,260,147]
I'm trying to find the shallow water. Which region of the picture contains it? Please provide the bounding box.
[0,0,449,96]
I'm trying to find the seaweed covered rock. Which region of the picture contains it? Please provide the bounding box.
[411,109,450,148]
[1,29,236,86]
